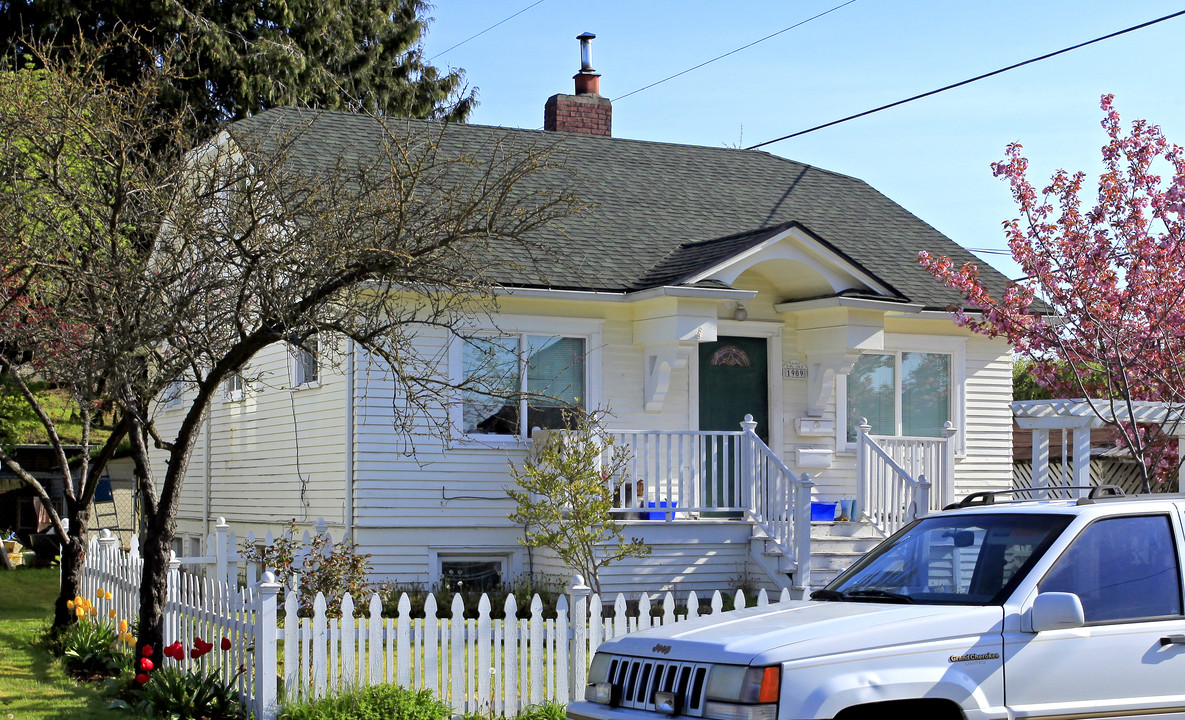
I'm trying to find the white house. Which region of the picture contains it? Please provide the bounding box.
[149,51,1016,595]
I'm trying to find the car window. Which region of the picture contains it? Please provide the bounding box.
[826,513,1071,605]
[1039,515,1183,623]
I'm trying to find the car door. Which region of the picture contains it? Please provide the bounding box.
[1004,513,1185,718]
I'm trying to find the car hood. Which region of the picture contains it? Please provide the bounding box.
[600,600,1004,665]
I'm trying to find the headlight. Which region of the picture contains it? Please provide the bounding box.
[706,665,780,704]
[585,653,619,705]
[703,665,780,720]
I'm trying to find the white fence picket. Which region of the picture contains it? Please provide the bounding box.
[81,521,801,720]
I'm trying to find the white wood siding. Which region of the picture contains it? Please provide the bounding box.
[148,339,349,541]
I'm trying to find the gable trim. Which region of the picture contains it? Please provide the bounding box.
[680,222,904,299]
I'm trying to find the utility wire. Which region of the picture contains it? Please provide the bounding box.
[747,9,1185,150]
[429,0,549,61]
[612,1,857,102]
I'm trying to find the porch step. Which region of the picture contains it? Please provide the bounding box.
[805,520,886,589]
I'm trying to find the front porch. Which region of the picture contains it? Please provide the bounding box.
[584,416,957,592]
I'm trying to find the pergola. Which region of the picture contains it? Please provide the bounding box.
[1012,399,1185,493]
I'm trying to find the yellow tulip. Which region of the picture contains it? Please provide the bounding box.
[75,607,85,617]
[89,607,97,617]
[67,600,75,611]
[105,591,113,601]
[119,619,128,632]
[96,587,105,597]
[109,608,118,618]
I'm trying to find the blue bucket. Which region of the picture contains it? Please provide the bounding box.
[646,501,677,520]
[810,501,838,522]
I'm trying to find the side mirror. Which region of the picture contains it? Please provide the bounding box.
[1029,592,1085,632]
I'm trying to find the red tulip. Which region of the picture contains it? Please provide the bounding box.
[135,673,150,685]
[139,657,154,671]
[221,637,232,651]
[141,645,153,657]
[190,648,202,659]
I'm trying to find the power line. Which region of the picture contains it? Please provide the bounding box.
[612,1,857,103]
[429,1,549,61]
[746,9,1185,150]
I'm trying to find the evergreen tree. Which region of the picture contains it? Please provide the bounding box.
[1,0,474,130]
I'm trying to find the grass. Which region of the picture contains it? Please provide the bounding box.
[0,567,125,720]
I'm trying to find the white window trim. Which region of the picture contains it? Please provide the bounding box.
[449,315,604,448]
[427,548,521,587]
[289,337,321,390]
[223,373,246,403]
[835,334,966,455]
[162,380,187,410]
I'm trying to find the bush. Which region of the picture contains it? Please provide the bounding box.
[459,702,567,720]
[129,665,246,720]
[279,684,450,720]
[240,521,372,618]
[378,574,567,619]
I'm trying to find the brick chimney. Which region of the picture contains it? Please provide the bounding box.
[544,32,611,137]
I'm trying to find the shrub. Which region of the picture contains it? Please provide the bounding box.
[461,702,567,720]
[279,684,450,720]
[240,521,372,618]
[378,574,567,619]
[129,664,246,720]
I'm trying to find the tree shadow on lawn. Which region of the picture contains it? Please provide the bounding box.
[0,568,125,720]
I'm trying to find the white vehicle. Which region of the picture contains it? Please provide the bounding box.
[568,488,1185,720]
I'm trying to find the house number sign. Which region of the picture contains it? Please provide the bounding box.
[782,360,807,380]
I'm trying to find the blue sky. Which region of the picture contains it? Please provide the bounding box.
[419,1,1185,281]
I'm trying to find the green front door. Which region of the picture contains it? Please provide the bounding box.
[699,336,769,510]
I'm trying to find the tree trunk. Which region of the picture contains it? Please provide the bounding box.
[53,517,88,630]
[136,529,172,663]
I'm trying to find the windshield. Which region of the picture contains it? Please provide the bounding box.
[817,513,1073,605]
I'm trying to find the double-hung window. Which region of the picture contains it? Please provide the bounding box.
[291,337,319,387]
[460,332,589,440]
[844,344,960,444]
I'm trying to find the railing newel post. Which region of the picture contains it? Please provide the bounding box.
[942,421,958,508]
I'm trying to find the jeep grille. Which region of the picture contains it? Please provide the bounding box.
[604,655,711,716]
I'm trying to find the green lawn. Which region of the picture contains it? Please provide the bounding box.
[0,568,124,720]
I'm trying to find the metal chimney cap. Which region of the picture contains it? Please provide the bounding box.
[577,32,596,73]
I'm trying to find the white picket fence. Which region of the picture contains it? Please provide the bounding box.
[80,521,793,720]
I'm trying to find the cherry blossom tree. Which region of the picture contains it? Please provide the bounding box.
[920,95,1185,492]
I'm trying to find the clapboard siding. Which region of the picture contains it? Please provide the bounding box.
[149,339,348,538]
[358,521,753,595]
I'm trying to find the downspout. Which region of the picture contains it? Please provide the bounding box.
[345,338,355,539]
[204,403,212,540]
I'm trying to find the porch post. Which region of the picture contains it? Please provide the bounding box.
[856,419,871,519]
[740,415,759,514]
[941,421,957,509]
[793,473,815,594]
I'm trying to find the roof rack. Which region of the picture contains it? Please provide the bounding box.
[945,485,1125,510]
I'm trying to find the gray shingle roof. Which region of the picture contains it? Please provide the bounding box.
[228,108,1010,310]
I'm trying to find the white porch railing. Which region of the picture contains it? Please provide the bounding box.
[604,429,748,517]
[856,419,954,536]
[605,417,813,588]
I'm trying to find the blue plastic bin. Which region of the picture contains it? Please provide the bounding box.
[646,501,677,520]
[810,501,838,521]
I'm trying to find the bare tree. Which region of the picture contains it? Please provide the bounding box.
[0,42,583,661]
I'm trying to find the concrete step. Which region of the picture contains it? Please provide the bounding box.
[810,520,885,541]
